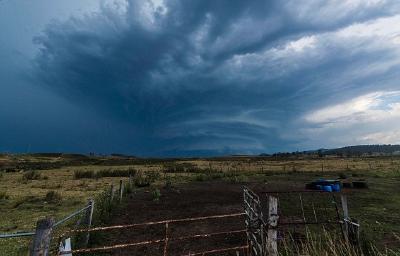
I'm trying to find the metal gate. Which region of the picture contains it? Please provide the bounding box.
[243,187,266,256]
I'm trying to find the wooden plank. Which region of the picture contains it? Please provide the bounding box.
[30,218,54,256]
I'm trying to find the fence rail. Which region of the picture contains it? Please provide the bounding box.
[0,231,36,239]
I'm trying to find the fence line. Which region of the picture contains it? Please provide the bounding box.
[181,245,249,256]
[62,212,245,235]
[0,204,91,239]
[54,205,91,227]
[0,231,36,239]
[58,212,246,255]
[6,177,246,255]
[59,229,247,254]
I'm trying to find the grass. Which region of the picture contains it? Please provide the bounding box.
[1,155,400,255]
[74,168,137,179]
[279,227,400,256]
[22,170,42,180]
[0,191,9,200]
[44,190,62,204]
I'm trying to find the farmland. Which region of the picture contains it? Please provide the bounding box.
[1,154,400,255]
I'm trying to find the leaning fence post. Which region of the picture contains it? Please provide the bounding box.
[30,217,54,256]
[84,199,95,247]
[267,196,278,256]
[119,180,124,202]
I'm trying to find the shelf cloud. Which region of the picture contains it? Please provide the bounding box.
[1,0,400,156]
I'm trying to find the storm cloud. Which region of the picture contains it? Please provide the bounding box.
[3,0,400,156]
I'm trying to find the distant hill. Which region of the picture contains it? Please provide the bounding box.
[262,144,400,157]
[322,145,400,156]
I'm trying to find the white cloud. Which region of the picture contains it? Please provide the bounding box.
[128,0,167,29]
[305,91,400,124]
[297,91,400,149]
[361,130,400,144]
[285,0,394,27]
[218,13,400,91]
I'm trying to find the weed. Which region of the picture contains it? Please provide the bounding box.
[23,170,41,180]
[134,172,151,187]
[146,170,161,183]
[163,163,202,173]
[74,170,96,179]
[44,190,62,203]
[0,191,9,200]
[152,188,161,201]
[164,175,172,189]
[74,168,137,179]
[96,168,137,178]
[195,174,209,182]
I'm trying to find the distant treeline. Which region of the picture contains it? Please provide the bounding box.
[261,144,400,157]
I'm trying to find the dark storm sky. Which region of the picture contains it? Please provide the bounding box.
[1,0,400,156]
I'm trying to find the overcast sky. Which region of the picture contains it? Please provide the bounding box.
[1,0,400,156]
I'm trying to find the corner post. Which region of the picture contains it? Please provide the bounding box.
[30,217,54,256]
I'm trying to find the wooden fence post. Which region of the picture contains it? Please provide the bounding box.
[110,184,115,202]
[30,217,54,256]
[341,194,349,243]
[129,175,133,191]
[119,180,124,202]
[84,199,95,247]
[341,194,360,245]
[267,196,278,256]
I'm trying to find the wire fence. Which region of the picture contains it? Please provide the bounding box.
[0,204,91,239]
[1,183,359,256]
[58,212,247,255]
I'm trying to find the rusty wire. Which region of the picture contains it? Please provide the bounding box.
[181,245,249,256]
[59,238,165,254]
[58,229,247,255]
[61,212,245,235]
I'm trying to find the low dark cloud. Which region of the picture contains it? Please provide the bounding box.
[25,0,400,155]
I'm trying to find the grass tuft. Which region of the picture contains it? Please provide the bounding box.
[23,170,41,180]
[0,191,9,200]
[44,190,62,203]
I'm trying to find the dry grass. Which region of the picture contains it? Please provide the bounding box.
[1,155,400,255]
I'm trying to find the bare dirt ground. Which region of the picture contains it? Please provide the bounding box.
[93,181,272,256]
[84,179,360,256]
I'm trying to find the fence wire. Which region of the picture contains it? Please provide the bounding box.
[58,212,247,256]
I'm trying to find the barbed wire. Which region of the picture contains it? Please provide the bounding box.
[61,212,245,235]
[58,229,247,254]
